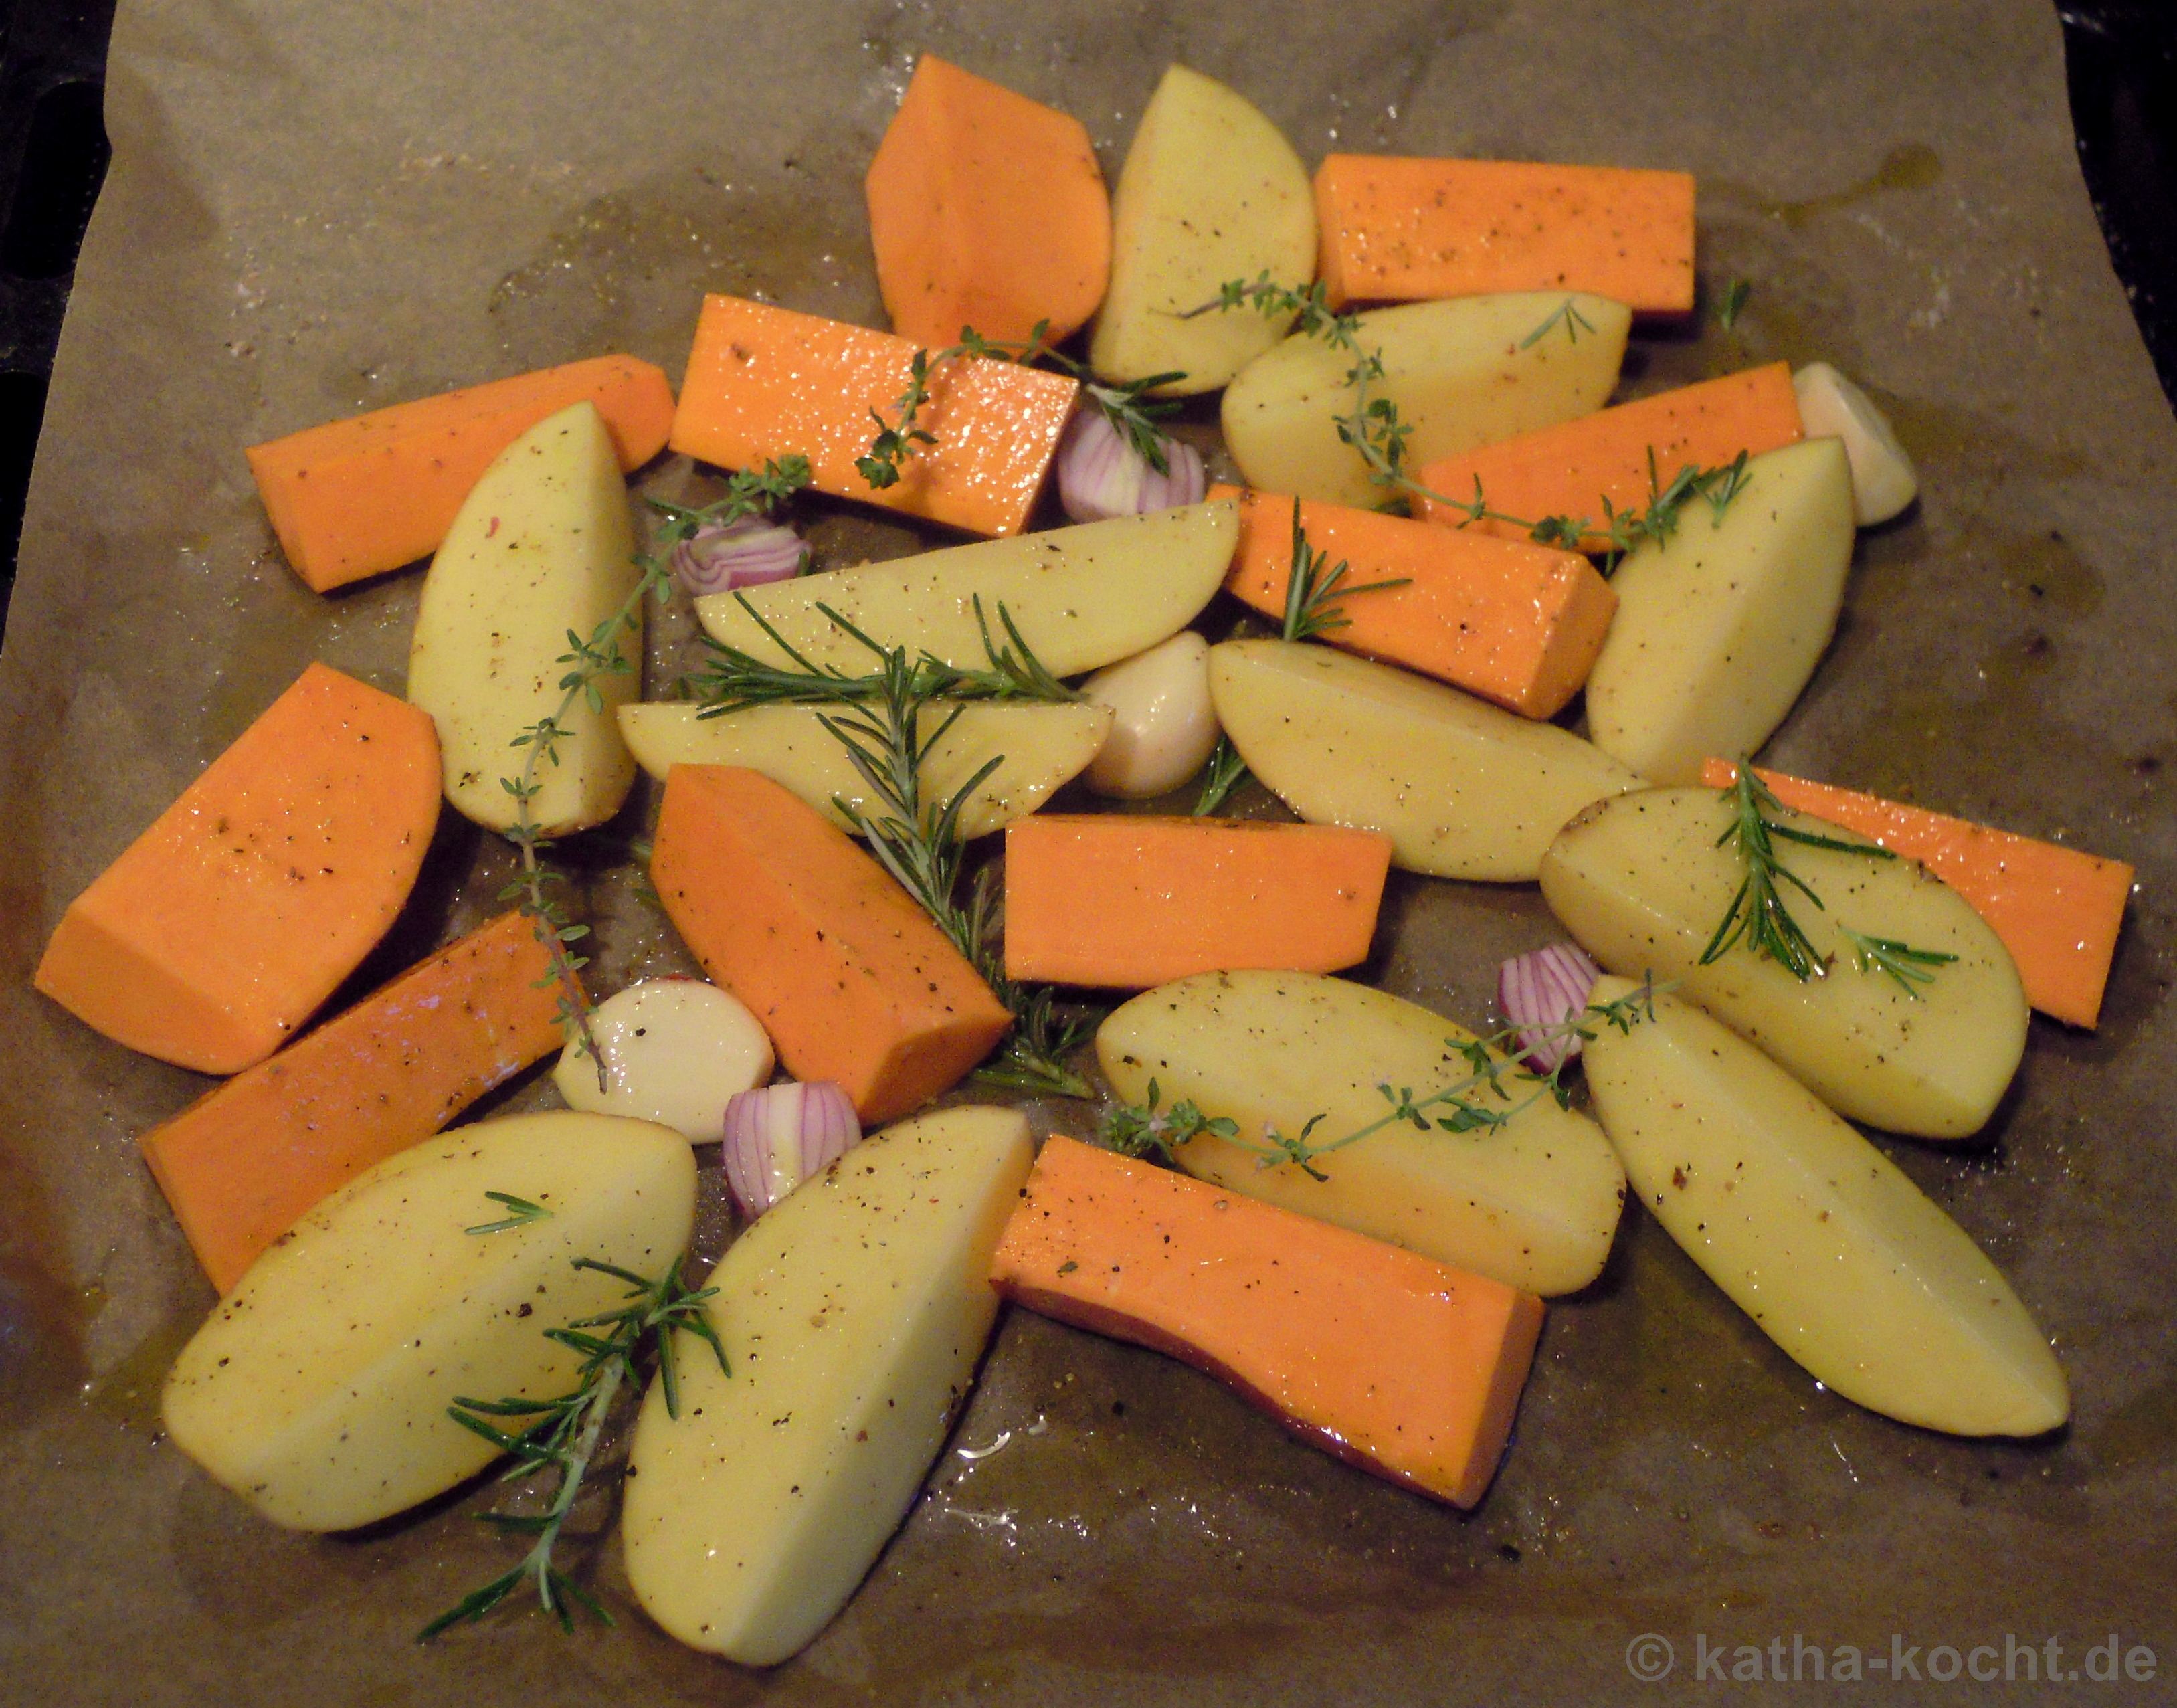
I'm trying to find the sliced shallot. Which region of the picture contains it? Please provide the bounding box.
[721,1080,861,1219]
[1498,943,1604,1074]
[670,514,807,597]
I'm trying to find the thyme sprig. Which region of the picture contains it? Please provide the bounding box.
[504,457,811,1085]
[420,1256,725,1640]
[1193,735,1250,816]
[1101,1078,1238,1165]
[1279,499,1408,642]
[464,1192,553,1236]
[855,321,1185,488]
[1423,446,1753,574]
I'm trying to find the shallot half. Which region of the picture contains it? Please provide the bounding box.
[721,1080,861,1219]
[1497,943,1604,1074]
[671,514,807,597]
[1054,404,1206,523]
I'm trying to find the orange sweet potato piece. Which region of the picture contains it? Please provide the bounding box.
[866,54,1111,348]
[1212,482,1616,719]
[1412,363,1803,551]
[993,1137,1545,1507]
[35,663,440,1074]
[669,294,1077,538]
[1315,155,1696,314]
[140,911,565,1295]
[1701,760,2135,1030]
[650,765,1013,1123]
[246,355,676,591]
[1002,815,1391,988]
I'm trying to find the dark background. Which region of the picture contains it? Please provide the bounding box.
[0,0,2166,632]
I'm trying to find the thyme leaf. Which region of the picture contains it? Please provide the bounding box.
[1099,1078,1240,1165]
[1716,278,1752,330]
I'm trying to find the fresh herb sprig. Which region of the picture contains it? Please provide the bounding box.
[1716,278,1753,331]
[1416,446,1752,574]
[1840,927,1960,996]
[1279,499,1408,642]
[1193,736,1250,816]
[1102,1078,1238,1165]
[464,1192,553,1236]
[503,458,811,1085]
[1519,296,1599,349]
[421,1256,725,1640]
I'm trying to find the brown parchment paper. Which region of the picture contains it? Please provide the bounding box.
[2,1,2173,1703]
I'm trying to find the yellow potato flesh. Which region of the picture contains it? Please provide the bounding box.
[695,500,1237,680]
[618,700,1113,839]
[161,1111,696,1532]
[1097,969,1625,1295]
[1208,638,1640,881]
[407,401,640,835]
[1222,293,1630,508]
[1584,979,2066,1436]
[622,1106,1034,1666]
[1539,787,2027,1137]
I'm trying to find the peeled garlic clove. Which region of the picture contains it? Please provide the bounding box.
[553,979,775,1141]
[1082,631,1221,799]
[1792,362,1918,525]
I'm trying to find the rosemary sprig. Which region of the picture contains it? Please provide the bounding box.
[1101,1078,1238,1165]
[501,457,810,1085]
[1839,927,1959,998]
[1519,296,1599,349]
[420,1256,726,1640]
[1193,735,1250,816]
[1279,498,1409,641]
[464,1191,553,1236]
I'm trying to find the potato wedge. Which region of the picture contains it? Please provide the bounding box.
[618,700,1113,838]
[1587,438,1855,783]
[695,500,1238,679]
[623,1105,1034,1665]
[407,401,640,834]
[1097,970,1625,1295]
[1584,978,2067,1436]
[1209,639,1639,880]
[161,1111,695,1532]
[1088,65,1315,395]
[1539,787,2027,1137]
[1222,293,1629,508]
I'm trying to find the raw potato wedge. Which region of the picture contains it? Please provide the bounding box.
[1097,970,1626,1295]
[1586,438,1855,783]
[1539,787,2028,1138]
[407,401,640,834]
[1222,293,1629,508]
[619,700,1113,838]
[161,1112,696,1533]
[623,1106,1034,1666]
[696,501,1238,679]
[1089,64,1315,395]
[1209,639,1640,880]
[1584,979,2067,1436]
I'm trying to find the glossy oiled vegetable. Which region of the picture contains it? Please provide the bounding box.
[1539,787,2028,1137]
[1209,639,1639,881]
[618,699,1112,838]
[1089,64,1316,395]
[1082,632,1221,799]
[552,979,774,1142]
[1221,292,1629,508]
[1583,979,2067,1436]
[1792,361,1918,525]
[35,662,439,1075]
[994,1137,1545,1506]
[1097,970,1626,1295]
[406,401,640,835]
[1586,437,1856,783]
[161,1111,696,1533]
[623,1105,1034,1666]
[696,500,1236,680]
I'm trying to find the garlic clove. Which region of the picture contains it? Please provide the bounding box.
[1082,631,1221,799]
[1792,363,1918,526]
[553,979,775,1141]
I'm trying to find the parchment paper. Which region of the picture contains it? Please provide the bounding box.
[2,2,2173,1703]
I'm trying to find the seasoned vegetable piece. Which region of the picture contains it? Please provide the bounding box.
[1700,759,2134,1029]
[1209,639,1639,881]
[1411,363,1804,548]
[1313,155,1696,313]
[142,911,563,1294]
[35,662,439,1074]
[162,1111,696,1532]
[650,766,1012,1124]
[246,354,674,591]
[994,1137,1545,1506]
[1222,292,1630,509]
[619,700,1112,838]
[1584,979,2067,1437]
[1002,815,1392,987]
[1097,970,1626,1295]
[1212,483,1616,719]
[695,500,1238,680]
[866,54,1110,348]
[1586,438,1856,783]
[624,1105,1034,1665]
[552,979,774,1142]
[406,401,640,835]
[1539,787,2028,1138]
[671,293,1076,537]
[1090,64,1316,395]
